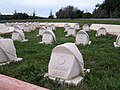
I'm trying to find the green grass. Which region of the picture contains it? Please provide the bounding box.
[0,20,120,90]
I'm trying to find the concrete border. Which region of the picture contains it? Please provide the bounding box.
[0,74,49,90]
[90,24,120,36]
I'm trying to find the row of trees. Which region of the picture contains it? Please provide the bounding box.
[93,0,120,18]
[55,6,92,19]
[0,10,44,20]
[55,0,120,18]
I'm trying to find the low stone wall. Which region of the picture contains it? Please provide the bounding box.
[90,24,120,36]
[0,74,49,90]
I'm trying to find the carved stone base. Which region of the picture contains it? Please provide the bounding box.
[114,42,120,47]
[0,58,23,66]
[89,41,91,45]
[44,73,84,86]
[38,42,52,45]
[21,39,28,42]
[37,35,40,37]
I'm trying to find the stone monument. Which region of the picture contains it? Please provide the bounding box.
[0,39,22,65]
[65,27,76,37]
[96,27,107,36]
[37,27,46,36]
[83,24,89,31]
[38,30,56,44]
[75,30,91,45]
[12,29,28,42]
[114,34,120,47]
[45,43,90,85]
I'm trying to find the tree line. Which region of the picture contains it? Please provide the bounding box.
[0,0,120,20]
[55,5,92,19]
[93,0,120,18]
[55,0,120,19]
[0,10,45,20]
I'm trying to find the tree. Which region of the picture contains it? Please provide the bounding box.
[105,0,120,17]
[83,12,92,18]
[56,5,84,19]
[99,10,109,18]
[0,13,3,20]
[48,11,54,19]
[13,11,29,20]
[93,0,120,18]
[66,6,75,19]
[75,10,83,18]
[56,9,64,18]
[33,10,36,18]
[0,11,44,20]
[13,10,18,19]
[95,4,100,8]
[112,5,120,18]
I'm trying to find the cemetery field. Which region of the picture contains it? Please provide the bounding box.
[0,20,120,90]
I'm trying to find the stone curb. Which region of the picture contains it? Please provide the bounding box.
[0,74,49,90]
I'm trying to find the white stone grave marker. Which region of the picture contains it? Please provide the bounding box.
[45,43,90,85]
[45,22,48,27]
[75,30,91,45]
[73,23,80,30]
[32,24,36,30]
[0,39,22,65]
[12,30,28,42]
[65,27,76,37]
[14,26,21,30]
[83,24,89,31]
[5,22,11,27]
[38,30,56,44]
[64,23,69,29]
[96,27,107,36]
[29,24,35,31]
[114,34,120,47]
[51,24,56,30]
[0,24,8,33]
[47,25,53,31]
[0,24,13,33]
[37,27,46,36]
[64,25,71,32]
[23,24,31,32]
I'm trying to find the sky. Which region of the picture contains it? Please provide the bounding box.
[0,0,104,17]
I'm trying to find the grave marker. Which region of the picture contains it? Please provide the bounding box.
[83,24,89,31]
[51,24,56,30]
[0,39,22,65]
[38,30,56,44]
[23,24,31,32]
[64,23,69,28]
[45,22,48,27]
[12,30,28,42]
[37,27,46,36]
[45,43,89,85]
[96,27,107,36]
[73,23,80,30]
[114,34,120,47]
[64,25,71,32]
[75,30,91,45]
[65,27,76,37]
[47,25,53,31]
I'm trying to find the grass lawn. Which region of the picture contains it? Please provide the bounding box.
[0,20,120,90]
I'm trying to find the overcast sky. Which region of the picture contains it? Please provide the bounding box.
[0,0,104,17]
